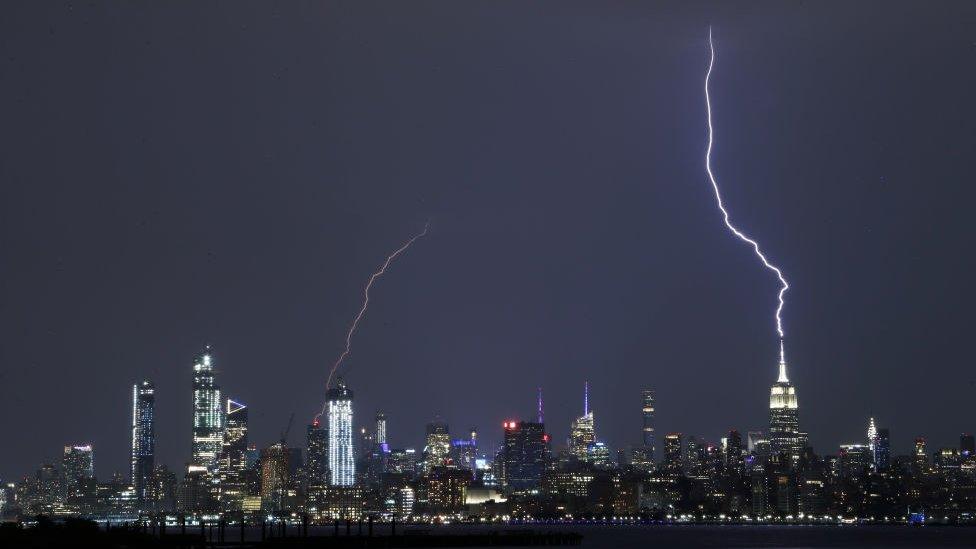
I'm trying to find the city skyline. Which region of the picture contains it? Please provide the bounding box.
[7,344,968,488]
[6,340,976,525]
[3,0,975,498]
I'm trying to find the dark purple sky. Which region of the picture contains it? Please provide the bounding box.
[2,1,974,480]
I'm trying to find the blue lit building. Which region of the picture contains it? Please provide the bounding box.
[451,428,478,471]
[875,427,891,471]
[131,380,155,503]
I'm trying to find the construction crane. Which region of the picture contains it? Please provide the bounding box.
[280,412,294,447]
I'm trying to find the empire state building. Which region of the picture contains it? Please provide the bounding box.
[768,341,806,465]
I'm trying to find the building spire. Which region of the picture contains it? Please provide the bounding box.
[584,381,590,416]
[537,387,544,424]
[777,339,789,383]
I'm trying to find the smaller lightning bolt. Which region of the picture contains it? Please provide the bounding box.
[315,221,430,421]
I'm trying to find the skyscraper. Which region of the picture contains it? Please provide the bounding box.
[221,399,249,471]
[874,428,891,471]
[768,344,803,465]
[502,421,547,492]
[663,433,683,473]
[867,417,878,455]
[131,380,155,503]
[217,398,249,511]
[260,443,291,510]
[62,445,94,499]
[838,444,873,479]
[306,419,328,486]
[569,382,595,460]
[641,389,656,459]
[424,420,452,470]
[913,437,928,474]
[375,412,387,446]
[450,429,478,473]
[387,448,418,475]
[327,377,355,486]
[191,347,223,469]
[726,429,744,475]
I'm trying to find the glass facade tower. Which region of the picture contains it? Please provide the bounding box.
[131,380,155,502]
[191,348,224,468]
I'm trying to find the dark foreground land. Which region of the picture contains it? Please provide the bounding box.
[3,520,976,548]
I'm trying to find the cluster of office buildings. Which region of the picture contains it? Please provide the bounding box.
[3,347,976,524]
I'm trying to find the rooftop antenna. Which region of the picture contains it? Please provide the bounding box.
[537,387,544,424]
[584,381,589,416]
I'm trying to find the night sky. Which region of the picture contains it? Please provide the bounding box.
[2,1,974,481]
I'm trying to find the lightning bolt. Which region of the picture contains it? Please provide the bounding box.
[705,27,789,343]
[315,221,430,421]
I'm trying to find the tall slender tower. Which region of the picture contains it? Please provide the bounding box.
[768,342,802,465]
[131,380,155,502]
[191,347,223,469]
[641,389,656,458]
[537,387,544,424]
[867,417,878,463]
[569,382,595,460]
[327,377,355,486]
[375,412,387,446]
[584,381,589,416]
